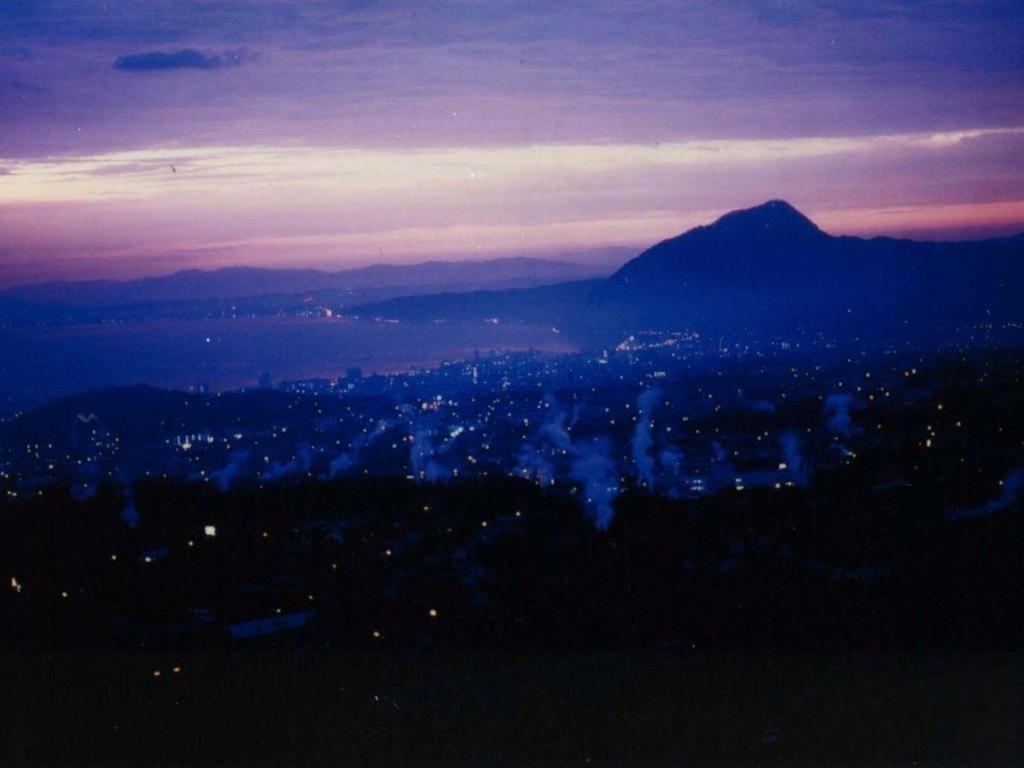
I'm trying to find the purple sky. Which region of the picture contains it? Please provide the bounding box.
[2,1,1023,284]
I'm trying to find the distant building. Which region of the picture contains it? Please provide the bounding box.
[346,367,363,380]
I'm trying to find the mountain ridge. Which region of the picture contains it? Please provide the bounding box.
[355,200,1024,340]
[2,255,619,306]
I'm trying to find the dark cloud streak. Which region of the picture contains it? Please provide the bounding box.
[113,48,245,72]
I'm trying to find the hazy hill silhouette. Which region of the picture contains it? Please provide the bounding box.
[357,200,1024,340]
[1,256,617,306]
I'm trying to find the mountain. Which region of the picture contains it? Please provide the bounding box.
[1,256,614,307]
[611,199,826,286]
[356,201,1024,341]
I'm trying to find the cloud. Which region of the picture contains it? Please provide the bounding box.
[114,49,245,72]
[632,387,660,491]
[260,443,313,483]
[570,437,619,530]
[330,419,390,477]
[213,450,251,490]
[120,485,139,528]
[409,423,451,482]
[1,0,1022,163]
[3,126,1024,285]
[948,469,1024,521]
[779,430,808,485]
[824,393,854,437]
[4,79,47,94]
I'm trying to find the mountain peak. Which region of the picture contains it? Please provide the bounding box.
[607,200,830,287]
[708,199,822,240]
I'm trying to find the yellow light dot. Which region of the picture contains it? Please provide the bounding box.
[428,609,438,618]
[172,666,181,674]
[372,630,381,639]
[153,670,161,678]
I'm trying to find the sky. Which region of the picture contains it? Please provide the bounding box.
[2,0,1023,285]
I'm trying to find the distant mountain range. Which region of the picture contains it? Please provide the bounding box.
[0,254,629,329]
[5,202,1021,344]
[356,201,1024,341]
[1,256,617,307]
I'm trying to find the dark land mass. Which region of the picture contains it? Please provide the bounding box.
[2,350,1022,768]
[0,256,616,327]
[4,652,1021,766]
[357,201,1024,343]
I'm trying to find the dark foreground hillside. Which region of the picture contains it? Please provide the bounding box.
[3,464,1023,765]
[4,652,1021,766]
[3,467,1022,655]
[2,350,1022,765]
